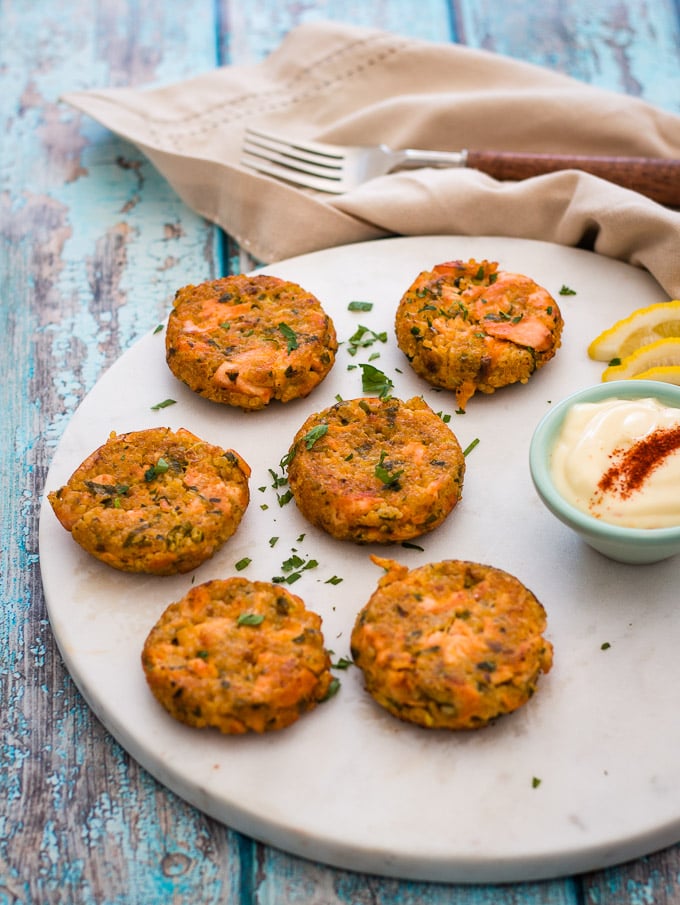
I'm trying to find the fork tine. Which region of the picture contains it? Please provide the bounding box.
[241,127,348,192]
[245,127,345,166]
[240,151,346,193]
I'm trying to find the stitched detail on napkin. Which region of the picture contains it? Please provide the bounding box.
[147,32,409,149]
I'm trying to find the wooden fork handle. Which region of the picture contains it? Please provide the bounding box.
[465,150,680,207]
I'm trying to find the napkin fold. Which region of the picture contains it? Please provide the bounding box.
[63,21,680,296]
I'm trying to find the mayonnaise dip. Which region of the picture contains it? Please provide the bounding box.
[551,397,680,528]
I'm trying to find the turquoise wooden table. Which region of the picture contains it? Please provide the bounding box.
[3,2,680,903]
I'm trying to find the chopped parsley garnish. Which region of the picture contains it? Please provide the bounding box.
[359,363,393,398]
[153,323,164,334]
[322,677,341,701]
[601,641,611,650]
[269,456,293,506]
[346,324,388,356]
[302,424,328,449]
[375,450,404,488]
[278,322,298,352]
[331,656,353,670]
[150,398,177,411]
[608,357,621,367]
[436,410,452,423]
[237,612,265,626]
[532,777,542,789]
[325,575,343,585]
[144,457,170,481]
[348,300,373,311]
[234,557,251,571]
[462,438,480,457]
[272,552,319,585]
[559,285,577,296]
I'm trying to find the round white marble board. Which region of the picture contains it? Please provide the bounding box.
[39,236,680,883]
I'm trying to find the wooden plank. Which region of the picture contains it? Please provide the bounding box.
[0,2,247,903]
[222,0,456,63]
[454,0,680,111]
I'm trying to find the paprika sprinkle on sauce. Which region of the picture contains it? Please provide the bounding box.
[550,396,680,528]
[598,426,680,499]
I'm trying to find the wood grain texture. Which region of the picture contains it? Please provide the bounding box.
[2,1,680,903]
[1,4,239,905]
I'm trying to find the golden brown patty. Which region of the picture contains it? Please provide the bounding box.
[141,578,334,734]
[351,556,553,730]
[165,273,338,410]
[286,396,465,543]
[395,258,563,410]
[48,427,250,575]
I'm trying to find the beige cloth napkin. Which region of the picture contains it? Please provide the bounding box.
[63,20,680,297]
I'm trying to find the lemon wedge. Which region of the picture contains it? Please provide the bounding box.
[602,338,680,381]
[588,300,680,362]
[630,366,680,386]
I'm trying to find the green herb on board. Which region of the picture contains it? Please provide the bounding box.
[150,398,177,411]
[322,677,341,701]
[346,324,387,356]
[359,363,393,398]
[463,438,480,457]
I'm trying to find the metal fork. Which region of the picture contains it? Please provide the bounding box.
[241,126,680,206]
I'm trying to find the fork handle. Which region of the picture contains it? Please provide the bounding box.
[465,149,680,207]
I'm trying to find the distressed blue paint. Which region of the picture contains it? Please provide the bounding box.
[455,0,680,112]
[224,0,456,63]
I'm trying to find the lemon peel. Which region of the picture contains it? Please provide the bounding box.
[588,300,680,362]
[629,366,680,386]
[602,338,680,381]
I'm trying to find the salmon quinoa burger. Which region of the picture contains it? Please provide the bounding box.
[165,273,338,410]
[351,556,553,730]
[48,427,250,575]
[141,578,334,734]
[285,395,465,544]
[395,258,563,410]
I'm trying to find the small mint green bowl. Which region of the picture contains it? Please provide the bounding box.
[529,379,680,564]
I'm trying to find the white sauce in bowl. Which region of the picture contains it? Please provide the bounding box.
[551,397,680,528]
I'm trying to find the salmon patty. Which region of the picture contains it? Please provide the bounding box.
[48,427,250,575]
[165,273,337,410]
[286,396,465,543]
[351,556,553,730]
[395,258,563,409]
[141,578,334,734]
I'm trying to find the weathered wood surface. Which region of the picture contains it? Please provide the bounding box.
[2,1,679,903]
